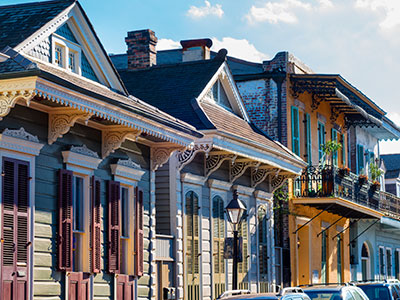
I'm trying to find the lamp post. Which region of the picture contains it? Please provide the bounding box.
[225,190,247,290]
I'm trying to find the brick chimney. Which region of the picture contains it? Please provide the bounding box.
[125,29,157,69]
[180,39,212,62]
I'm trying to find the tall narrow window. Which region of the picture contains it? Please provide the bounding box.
[331,129,338,166]
[72,176,84,272]
[258,206,269,292]
[55,45,64,67]
[305,113,312,165]
[361,243,370,281]
[387,249,393,278]
[238,210,249,290]
[321,230,328,283]
[291,107,300,156]
[341,134,346,167]
[120,186,130,274]
[395,250,400,279]
[212,196,225,299]
[69,52,76,72]
[185,191,200,300]
[357,145,365,174]
[379,247,385,279]
[318,122,326,162]
[337,235,343,283]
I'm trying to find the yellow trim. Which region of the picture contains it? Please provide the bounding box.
[292,197,383,219]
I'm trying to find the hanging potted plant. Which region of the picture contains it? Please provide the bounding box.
[358,170,368,186]
[369,161,383,191]
[320,140,342,195]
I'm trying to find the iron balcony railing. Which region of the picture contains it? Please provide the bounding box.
[294,165,381,212]
[380,191,400,220]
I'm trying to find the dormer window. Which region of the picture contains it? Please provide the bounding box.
[52,35,81,75]
[206,80,232,110]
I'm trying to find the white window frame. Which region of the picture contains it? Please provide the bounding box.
[0,128,44,300]
[52,35,82,75]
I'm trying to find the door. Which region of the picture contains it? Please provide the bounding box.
[1,158,30,300]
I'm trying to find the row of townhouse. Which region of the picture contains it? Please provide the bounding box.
[3,1,400,300]
[113,31,400,291]
[0,1,307,300]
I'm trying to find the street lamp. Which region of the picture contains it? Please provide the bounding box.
[225,189,247,290]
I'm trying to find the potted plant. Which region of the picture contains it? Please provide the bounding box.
[320,140,342,168]
[339,167,350,177]
[369,161,384,191]
[358,173,368,186]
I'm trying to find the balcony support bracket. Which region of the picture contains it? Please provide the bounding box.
[347,219,379,246]
[292,203,334,235]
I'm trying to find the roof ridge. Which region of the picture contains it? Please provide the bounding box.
[0,0,74,10]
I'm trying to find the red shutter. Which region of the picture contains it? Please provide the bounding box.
[69,272,90,300]
[1,158,30,300]
[135,187,144,277]
[58,169,73,271]
[108,180,120,273]
[117,274,135,300]
[91,176,101,273]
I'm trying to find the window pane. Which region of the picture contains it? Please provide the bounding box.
[55,45,63,67]
[73,176,84,231]
[69,52,75,72]
[121,187,129,238]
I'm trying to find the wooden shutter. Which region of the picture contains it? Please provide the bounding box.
[291,106,300,156]
[135,187,144,277]
[117,274,135,300]
[331,129,338,166]
[357,145,364,174]
[305,113,312,165]
[318,122,326,161]
[58,169,73,271]
[1,158,30,300]
[108,180,120,273]
[69,272,90,300]
[341,134,346,167]
[91,177,101,273]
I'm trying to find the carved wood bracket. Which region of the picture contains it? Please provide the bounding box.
[230,161,260,183]
[48,108,93,144]
[0,90,36,119]
[176,142,212,171]
[151,145,184,171]
[205,153,236,178]
[102,126,140,158]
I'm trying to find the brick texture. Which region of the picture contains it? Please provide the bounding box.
[125,29,157,70]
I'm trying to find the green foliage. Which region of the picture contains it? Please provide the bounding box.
[322,140,342,155]
[369,161,384,181]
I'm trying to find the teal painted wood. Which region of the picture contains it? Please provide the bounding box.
[82,52,100,82]
[55,23,78,44]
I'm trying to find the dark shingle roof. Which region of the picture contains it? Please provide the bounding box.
[382,154,400,178]
[0,0,74,50]
[118,59,224,129]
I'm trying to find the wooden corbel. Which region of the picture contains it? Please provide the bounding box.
[176,142,212,171]
[0,90,35,119]
[151,144,185,171]
[230,160,260,183]
[48,108,93,144]
[102,126,140,158]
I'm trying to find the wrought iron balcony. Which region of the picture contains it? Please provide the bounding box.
[380,191,400,221]
[293,165,384,217]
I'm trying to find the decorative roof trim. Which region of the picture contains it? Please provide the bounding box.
[70,144,99,158]
[254,190,273,201]
[62,145,102,171]
[111,159,145,183]
[0,128,44,156]
[232,184,255,196]
[181,173,207,186]
[208,179,232,191]
[3,127,39,143]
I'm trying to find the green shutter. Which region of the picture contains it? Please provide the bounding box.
[341,134,346,167]
[318,122,326,161]
[332,129,338,166]
[291,107,300,156]
[321,231,327,284]
[357,145,365,174]
[337,236,342,283]
[305,113,312,165]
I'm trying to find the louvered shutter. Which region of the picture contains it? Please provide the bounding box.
[135,187,144,277]
[305,113,312,165]
[108,180,120,273]
[91,177,101,273]
[291,106,300,156]
[341,134,346,166]
[331,129,338,166]
[58,169,73,271]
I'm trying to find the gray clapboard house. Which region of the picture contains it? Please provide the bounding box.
[0,1,202,300]
[111,33,307,300]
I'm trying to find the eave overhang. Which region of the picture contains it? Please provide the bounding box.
[292,197,383,219]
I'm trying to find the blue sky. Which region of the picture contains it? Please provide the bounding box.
[2,0,400,152]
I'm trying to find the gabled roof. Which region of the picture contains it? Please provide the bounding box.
[116,55,304,168]
[0,0,74,51]
[381,154,400,179]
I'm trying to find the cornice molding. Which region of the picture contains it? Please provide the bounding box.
[0,128,43,156]
[208,179,232,191]
[181,173,207,186]
[62,145,101,170]
[111,159,145,182]
[232,184,255,196]
[254,190,273,201]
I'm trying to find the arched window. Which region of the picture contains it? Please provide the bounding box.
[258,206,269,292]
[238,204,249,290]
[185,191,200,300]
[361,243,371,281]
[212,196,225,299]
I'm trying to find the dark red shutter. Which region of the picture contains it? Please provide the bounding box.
[91,176,101,273]
[117,274,135,300]
[69,272,90,300]
[58,169,73,271]
[1,158,30,300]
[135,187,144,277]
[108,180,120,273]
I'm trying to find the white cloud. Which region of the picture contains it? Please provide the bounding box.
[380,112,400,154]
[156,39,181,51]
[355,0,400,30]
[211,37,269,63]
[187,1,224,19]
[245,0,334,24]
